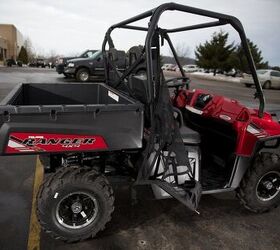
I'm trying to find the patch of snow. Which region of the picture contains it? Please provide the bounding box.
[190,72,241,83]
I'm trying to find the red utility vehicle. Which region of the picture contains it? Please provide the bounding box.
[0,3,279,243]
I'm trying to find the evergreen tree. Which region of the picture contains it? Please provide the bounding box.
[232,39,268,73]
[195,31,235,75]
[17,46,28,64]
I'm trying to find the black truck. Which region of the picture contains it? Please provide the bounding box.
[56,50,97,77]
[64,50,126,82]
[64,47,147,82]
[29,58,47,68]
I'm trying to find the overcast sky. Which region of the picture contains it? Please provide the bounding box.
[0,0,279,65]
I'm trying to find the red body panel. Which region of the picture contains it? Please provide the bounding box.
[5,133,108,154]
[173,89,280,156]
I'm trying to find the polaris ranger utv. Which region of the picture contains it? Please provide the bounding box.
[0,3,279,243]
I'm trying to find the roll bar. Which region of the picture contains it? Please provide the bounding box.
[102,2,265,118]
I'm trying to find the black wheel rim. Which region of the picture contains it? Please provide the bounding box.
[55,192,99,229]
[256,171,280,202]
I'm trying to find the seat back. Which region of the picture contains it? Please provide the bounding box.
[128,75,149,104]
[107,49,126,86]
[128,46,143,66]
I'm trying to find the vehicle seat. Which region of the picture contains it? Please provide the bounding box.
[127,45,146,75]
[180,125,201,145]
[107,49,126,86]
[128,46,143,65]
[128,74,148,104]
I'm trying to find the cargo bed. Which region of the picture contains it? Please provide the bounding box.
[0,83,143,155]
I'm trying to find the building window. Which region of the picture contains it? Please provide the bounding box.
[0,47,3,60]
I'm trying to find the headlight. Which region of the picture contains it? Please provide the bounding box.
[247,124,261,135]
[67,62,75,67]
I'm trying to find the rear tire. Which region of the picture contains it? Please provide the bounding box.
[263,81,271,89]
[37,166,114,242]
[237,153,280,213]
[76,68,90,82]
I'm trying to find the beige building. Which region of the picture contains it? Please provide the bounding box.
[0,36,8,65]
[0,24,24,64]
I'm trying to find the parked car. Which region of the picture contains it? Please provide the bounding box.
[17,60,23,67]
[56,50,97,77]
[225,69,243,78]
[5,59,23,67]
[241,69,280,89]
[28,61,36,67]
[183,64,199,73]
[161,63,176,71]
[197,68,205,72]
[225,68,242,77]
[47,62,56,68]
[5,59,17,67]
[28,59,47,68]
[36,59,46,68]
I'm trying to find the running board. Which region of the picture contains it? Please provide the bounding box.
[135,179,201,213]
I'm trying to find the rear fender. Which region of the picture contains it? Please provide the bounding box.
[258,136,280,155]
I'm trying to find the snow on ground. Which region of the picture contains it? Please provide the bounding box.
[191,72,241,83]
[163,70,242,83]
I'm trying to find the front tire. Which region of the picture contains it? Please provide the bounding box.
[263,81,271,89]
[237,153,280,213]
[76,68,90,82]
[37,166,114,242]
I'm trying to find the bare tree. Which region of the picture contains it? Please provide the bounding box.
[48,49,57,59]
[46,49,59,65]
[175,42,190,58]
[169,42,191,65]
[23,37,35,62]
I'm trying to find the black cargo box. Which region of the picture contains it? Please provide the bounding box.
[0,83,144,155]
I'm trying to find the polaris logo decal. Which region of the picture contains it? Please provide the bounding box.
[5,133,108,154]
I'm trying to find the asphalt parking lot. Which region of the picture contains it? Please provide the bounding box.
[0,67,279,250]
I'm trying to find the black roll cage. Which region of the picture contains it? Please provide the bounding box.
[102,2,265,118]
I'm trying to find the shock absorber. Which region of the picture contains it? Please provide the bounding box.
[62,153,82,167]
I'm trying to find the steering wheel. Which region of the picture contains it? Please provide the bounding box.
[165,77,190,89]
